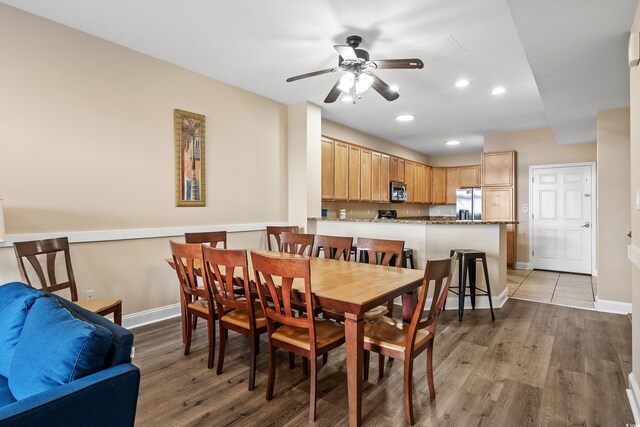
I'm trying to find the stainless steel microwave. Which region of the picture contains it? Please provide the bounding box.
[390,181,407,202]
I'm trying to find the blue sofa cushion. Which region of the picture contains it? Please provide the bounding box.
[0,376,16,408]
[8,296,113,400]
[0,282,42,310]
[0,299,33,379]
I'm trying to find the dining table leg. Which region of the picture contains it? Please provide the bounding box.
[344,312,364,427]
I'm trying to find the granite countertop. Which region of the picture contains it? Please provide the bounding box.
[309,216,517,225]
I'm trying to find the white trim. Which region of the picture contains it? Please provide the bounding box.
[122,303,181,329]
[629,244,640,271]
[0,222,288,247]
[528,162,596,275]
[514,262,531,270]
[595,296,632,314]
[628,373,640,424]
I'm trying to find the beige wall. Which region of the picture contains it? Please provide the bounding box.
[429,151,482,167]
[0,5,289,314]
[484,128,597,264]
[596,108,631,304]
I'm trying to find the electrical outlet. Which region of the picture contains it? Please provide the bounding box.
[84,290,95,301]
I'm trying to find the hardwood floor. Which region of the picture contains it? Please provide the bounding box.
[133,299,633,426]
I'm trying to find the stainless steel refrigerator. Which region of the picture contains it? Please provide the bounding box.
[456,188,482,221]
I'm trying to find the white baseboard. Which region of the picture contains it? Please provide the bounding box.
[396,287,509,313]
[595,296,632,315]
[628,373,640,424]
[123,303,181,329]
[514,262,531,270]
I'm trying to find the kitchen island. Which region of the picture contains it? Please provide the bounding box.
[308,216,516,310]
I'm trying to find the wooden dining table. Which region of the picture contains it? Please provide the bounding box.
[165,249,425,426]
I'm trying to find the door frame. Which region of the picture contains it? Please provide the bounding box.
[528,162,597,276]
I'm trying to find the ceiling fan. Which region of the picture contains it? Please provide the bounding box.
[286,35,424,104]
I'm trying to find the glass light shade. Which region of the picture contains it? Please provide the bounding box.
[355,72,374,94]
[338,72,355,93]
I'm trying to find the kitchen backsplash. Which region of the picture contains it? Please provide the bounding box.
[321,202,456,219]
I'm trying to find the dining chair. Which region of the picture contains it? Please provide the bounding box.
[185,230,227,248]
[278,232,315,256]
[14,237,122,325]
[251,251,345,422]
[363,254,456,425]
[312,234,353,261]
[265,225,298,251]
[170,240,223,369]
[201,246,267,391]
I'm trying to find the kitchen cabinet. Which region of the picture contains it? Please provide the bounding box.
[415,164,424,204]
[348,145,361,201]
[360,149,372,201]
[482,151,515,187]
[381,154,390,202]
[483,187,514,221]
[389,157,398,182]
[397,159,405,183]
[445,167,459,205]
[334,141,349,201]
[424,166,432,204]
[405,161,415,203]
[321,138,334,201]
[459,165,481,187]
[432,167,446,204]
[371,151,381,202]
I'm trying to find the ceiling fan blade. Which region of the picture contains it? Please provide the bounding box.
[334,45,358,61]
[371,74,400,101]
[324,79,343,103]
[371,58,424,69]
[286,68,337,82]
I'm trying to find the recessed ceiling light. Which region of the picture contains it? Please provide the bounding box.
[455,79,469,88]
[396,114,415,122]
[491,86,506,95]
[446,140,461,146]
[342,96,353,103]
[389,85,399,92]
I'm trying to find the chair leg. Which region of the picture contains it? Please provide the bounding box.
[322,353,328,365]
[302,357,309,376]
[481,256,496,321]
[378,353,385,379]
[404,359,415,425]
[181,301,187,344]
[363,350,370,381]
[248,332,257,391]
[289,352,295,369]
[309,355,318,422]
[427,341,435,399]
[216,322,226,374]
[387,300,394,318]
[184,313,193,356]
[206,317,215,369]
[113,304,122,326]
[459,255,469,321]
[193,315,198,330]
[266,345,276,401]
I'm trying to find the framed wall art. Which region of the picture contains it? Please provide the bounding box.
[174,109,206,207]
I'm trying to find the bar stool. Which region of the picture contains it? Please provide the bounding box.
[350,246,416,269]
[448,249,495,322]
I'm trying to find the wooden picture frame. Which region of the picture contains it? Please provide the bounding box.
[174,109,206,207]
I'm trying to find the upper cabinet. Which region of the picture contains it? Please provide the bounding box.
[459,165,481,188]
[321,138,334,200]
[482,151,515,187]
[445,167,460,205]
[334,141,349,200]
[432,167,447,204]
[397,159,406,183]
[414,164,424,204]
[348,145,361,201]
[405,161,415,203]
[360,149,372,201]
[424,166,433,204]
[380,154,390,202]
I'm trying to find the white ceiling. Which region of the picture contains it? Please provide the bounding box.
[1,0,636,154]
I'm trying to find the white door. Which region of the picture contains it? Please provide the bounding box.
[531,165,593,274]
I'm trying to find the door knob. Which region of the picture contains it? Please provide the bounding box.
[581,222,590,228]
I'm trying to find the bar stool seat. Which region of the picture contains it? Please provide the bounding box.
[448,249,495,321]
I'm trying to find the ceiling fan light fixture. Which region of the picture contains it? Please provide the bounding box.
[342,95,354,103]
[389,85,399,92]
[338,72,355,93]
[355,72,374,94]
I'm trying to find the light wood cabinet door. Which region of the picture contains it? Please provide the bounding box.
[321,138,334,200]
[381,154,390,202]
[459,165,480,187]
[445,167,459,205]
[405,161,415,203]
[415,164,424,204]
[432,167,446,204]
[389,157,398,182]
[360,149,372,202]
[371,151,381,202]
[424,166,433,204]
[397,159,405,182]
[482,151,515,187]
[483,187,514,221]
[334,141,349,201]
[348,145,361,201]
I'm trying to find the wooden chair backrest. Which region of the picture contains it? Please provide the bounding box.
[14,237,79,300]
[355,237,404,267]
[169,241,211,303]
[279,232,315,256]
[405,254,456,353]
[266,226,298,251]
[202,246,253,316]
[251,252,316,338]
[185,231,227,248]
[313,235,353,261]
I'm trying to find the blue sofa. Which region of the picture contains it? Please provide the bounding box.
[0,282,140,427]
